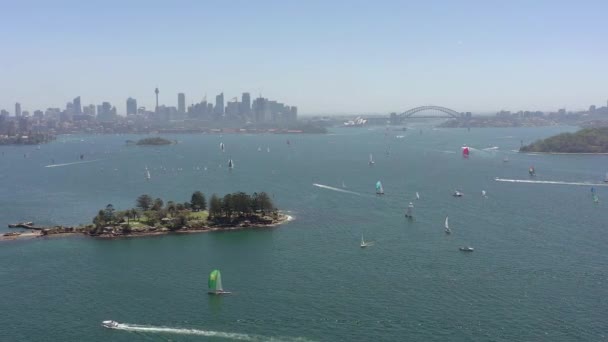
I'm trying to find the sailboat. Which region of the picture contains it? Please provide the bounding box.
[145,167,151,181]
[604,172,608,183]
[360,235,374,248]
[342,181,346,188]
[405,202,414,219]
[257,147,262,152]
[481,190,487,197]
[529,166,536,176]
[267,147,271,153]
[444,216,451,234]
[369,154,375,166]
[416,192,420,200]
[228,158,234,169]
[208,269,230,295]
[376,181,384,195]
[220,142,225,152]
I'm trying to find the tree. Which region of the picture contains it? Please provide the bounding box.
[257,192,273,214]
[222,194,234,219]
[104,204,115,223]
[136,194,153,211]
[152,198,164,211]
[232,192,251,216]
[93,209,106,228]
[209,194,222,218]
[166,201,176,216]
[191,191,206,211]
[130,208,138,220]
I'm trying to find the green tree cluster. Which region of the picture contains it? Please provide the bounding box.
[520,127,608,153]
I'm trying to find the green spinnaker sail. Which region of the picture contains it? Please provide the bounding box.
[208,270,222,291]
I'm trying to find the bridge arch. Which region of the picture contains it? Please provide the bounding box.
[399,106,461,118]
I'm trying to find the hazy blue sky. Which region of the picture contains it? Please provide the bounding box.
[1,0,607,115]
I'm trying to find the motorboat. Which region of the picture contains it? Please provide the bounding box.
[102,320,119,328]
[459,246,474,252]
[452,190,463,197]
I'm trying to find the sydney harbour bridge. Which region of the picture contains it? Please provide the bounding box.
[364,105,471,125]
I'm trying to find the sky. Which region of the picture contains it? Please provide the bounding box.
[1,0,607,115]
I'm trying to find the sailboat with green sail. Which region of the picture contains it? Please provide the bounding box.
[208,269,231,295]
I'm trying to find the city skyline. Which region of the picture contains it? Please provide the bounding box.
[1,1,607,114]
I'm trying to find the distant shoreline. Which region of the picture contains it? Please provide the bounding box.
[521,151,608,155]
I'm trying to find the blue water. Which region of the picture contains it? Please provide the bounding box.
[1,125,607,341]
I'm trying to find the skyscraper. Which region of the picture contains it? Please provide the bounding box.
[215,92,224,117]
[241,92,251,117]
[126,97,137,115]
[15,102,21,117]
[178,93,186,114]
[73,96,82,114]
[155,87,159,112]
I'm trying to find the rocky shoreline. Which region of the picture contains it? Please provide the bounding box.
[2,213,292,242]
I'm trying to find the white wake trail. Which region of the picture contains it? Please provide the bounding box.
[312,183,362,196]
[45,159,101,168]
[113,323,313,341]
[494,178,608,187]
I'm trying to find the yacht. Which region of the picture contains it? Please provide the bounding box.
[102,320,119,328]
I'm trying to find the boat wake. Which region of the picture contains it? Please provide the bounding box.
[494,178,608,187]
[110,322,313,341]
[45,159,101,168]
[312,183,362,196]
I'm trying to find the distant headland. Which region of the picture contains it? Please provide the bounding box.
[2,191,291,241]
[520,127,608,153]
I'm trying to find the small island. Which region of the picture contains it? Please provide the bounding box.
[520,127,608,153]
[3,191,290,241]
[134,137,176,146]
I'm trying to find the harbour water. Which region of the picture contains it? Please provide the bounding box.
[1,125,607,341]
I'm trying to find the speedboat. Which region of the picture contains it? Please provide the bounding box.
[452,191,463,197]
[459,246,474,252]
[102,320,119,328]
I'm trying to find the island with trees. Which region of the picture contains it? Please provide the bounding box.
[3,191,290,241]
[520,127,608,153]
[134,137,176,146]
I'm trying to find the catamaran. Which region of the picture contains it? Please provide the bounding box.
[444,216,451,234]
[376,181,384,195]
[360,235,374,248]
[369,154,375,166]
[208,269,231,295]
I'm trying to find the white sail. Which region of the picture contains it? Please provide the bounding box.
[482,190,486,197]
[444,216,449,230]
[369,153,374,164]
[146,169,151,180]
[416,192,420,200]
